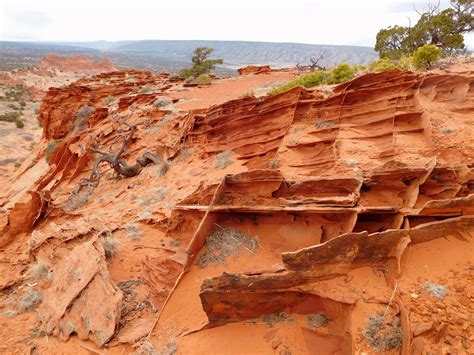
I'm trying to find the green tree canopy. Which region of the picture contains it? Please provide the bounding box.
[179,47,224,78]
[375,0,473,59]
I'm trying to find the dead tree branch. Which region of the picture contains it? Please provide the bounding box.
[74,124,166,194]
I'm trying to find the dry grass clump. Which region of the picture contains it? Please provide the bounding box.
[64,186,93,212]
[261,312,294,327]
[74,105,95,132]
[29,262,50,280]
[315,120,337,129]
[307,313,329,328]
[215,151,233,169]
[424,282,446,300]
[363,312,402,351]
[196,225,260,268]
[125,223,143,240]
[101,235,117,259]
[20,290,43,312]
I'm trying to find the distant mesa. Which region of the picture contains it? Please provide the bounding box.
[40,54,116,74]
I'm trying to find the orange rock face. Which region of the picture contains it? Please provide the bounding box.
[237,65,272,75]
[0,65,473,354]
[40,54,116,74]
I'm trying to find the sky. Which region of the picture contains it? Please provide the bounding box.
[1,0,473,48]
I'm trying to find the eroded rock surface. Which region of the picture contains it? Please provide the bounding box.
[0,64,473,354]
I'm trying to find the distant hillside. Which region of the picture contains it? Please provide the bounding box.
[0,40,377,73]
[105,40,377,69]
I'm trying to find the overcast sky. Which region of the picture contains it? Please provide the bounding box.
[1,0,473,48]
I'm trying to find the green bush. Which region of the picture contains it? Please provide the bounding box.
[368,55,415,72]
[0,111,24,128]
[270,71,330,95]
[328,63,356,84]
[368,58,399,72]
[15,119,24,129]
[194,74,212,85]
[0,111,21,122]
[412,44,442,70]
[397,55,413,70]
[270,63,359,95]
[178,68,194,79]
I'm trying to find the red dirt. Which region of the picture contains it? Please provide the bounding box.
[0,64,473,354]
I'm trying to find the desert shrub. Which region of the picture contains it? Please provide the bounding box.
[103,96,115,105]
[307,313,329,328]
[363,313,402,351]
[270,71,330,95]
[196,225,260,268]
[20,101,26,107]
[0,111,21,123]
[368,58,399,72]
[74,105,95,131]
[5,85,28,101]
[239,90,255,98]
[398,55,413,70]
[15,119,24,128]
[215,151,233,168]
[64,186,93,211]
[261,312,294,327]
[139,187,170,207]
[327,63,357,84]
[194,74,212,85]
[441,127,455,134]
[45,140,59,162]
[14,161,21,169]
[178,68,194,79]
[20,291,43,312]
[315,120,337,129]
[424,282,446,299]
[268,158,279,169]
[153,97,172,107]
[101,235,117,259]
[412,44,442,69]
[125,223,143,240]
[29,262,50,280]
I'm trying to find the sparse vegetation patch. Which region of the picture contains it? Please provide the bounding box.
[125,223,143,240]
[45,139,60,162]
[215,151,233,169]
[20,291,43,312]
[196,225,260,268]
[101,235,117,259]
[307,313,329,328]
[363,312,402,351]
[0,111,24,128]
[29,262,50,280]
[261,312,294,327]
[424,282,446,299]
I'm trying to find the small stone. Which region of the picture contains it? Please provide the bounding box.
[462,321,470,331]
[411,293,419,299]
[271,340,281,350]
[412,321,434,337]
